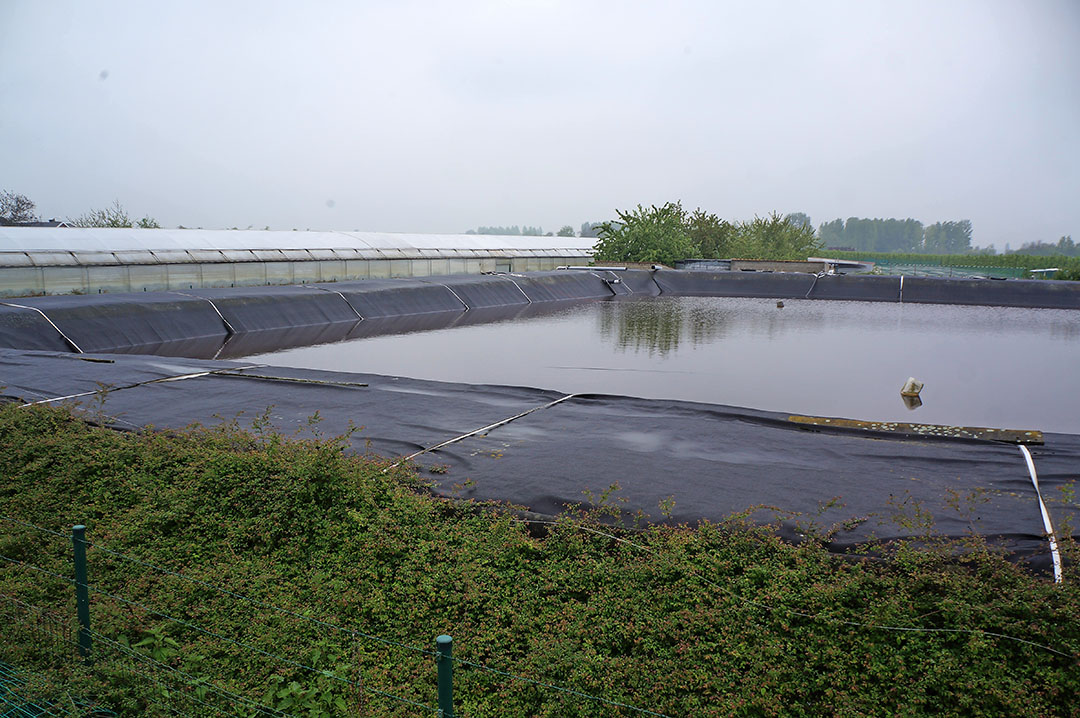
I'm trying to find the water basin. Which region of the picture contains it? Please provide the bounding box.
[247,296,1080,434]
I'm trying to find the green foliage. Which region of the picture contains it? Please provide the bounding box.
[594,202,697,266]
[1,403,1078,717]
[923,220,973,254]
[579,222,602,239]
[685,208,736,259]
[730,212,823,260]
[1018,235,1079,257]
[129,626,182,663]
[818,217,969,254]
[783,211,812,230]
[262,643,352,717]
[556,225,576,237]
[594,203,823,264]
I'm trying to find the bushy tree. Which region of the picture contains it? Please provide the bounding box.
[923,220,972,254]
[0,190,38,225]
[556,225,576,237]
[593,202,696,266]
[818,219,846,248]
[732,212,823,259]
[580,222,603,238]
[686,208,736,258]
[784,212,812,230]
[593,203,825,264]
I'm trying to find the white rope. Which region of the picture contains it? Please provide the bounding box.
[311,286,365,319]
[500,276,533,304]
[436,284,470,311]
[1018,445,1064,583]
[386,393,579,470]
[19,365,266,407]
[804,271,826,298]
[168,291,237,334]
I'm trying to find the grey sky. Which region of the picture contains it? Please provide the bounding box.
[2,0,1077,249]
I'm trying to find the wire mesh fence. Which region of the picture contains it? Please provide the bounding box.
[0,516,671,718]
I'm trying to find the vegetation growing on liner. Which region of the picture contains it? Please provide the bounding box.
[1,403,1077,716]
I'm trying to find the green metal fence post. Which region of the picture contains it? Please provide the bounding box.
[436,634,454,717]
[72,525,92,664]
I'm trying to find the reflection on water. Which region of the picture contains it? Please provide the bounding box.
[247,296,1080,433]
[596,296,834,356]
[597,298,728,356]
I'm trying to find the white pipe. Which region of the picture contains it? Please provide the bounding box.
[1018,445,1063,583]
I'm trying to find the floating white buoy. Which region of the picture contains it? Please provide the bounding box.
[900,377,923,397]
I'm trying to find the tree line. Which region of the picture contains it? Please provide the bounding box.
[464,224,589,238]
[1015,236,1078,257]
[818,217,978,255]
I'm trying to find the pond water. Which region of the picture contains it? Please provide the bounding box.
[247,296,1080,434]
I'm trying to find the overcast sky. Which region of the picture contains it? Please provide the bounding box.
[2,0,1077,249]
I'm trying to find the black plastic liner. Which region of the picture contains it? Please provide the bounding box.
[660,270,1080,308]
[0,304,71,352]
[413,272,620,308]
[214,323,360,359]
[418,275,533,309]
[213,301,592,359]
[903,276,1080,308]
[181,285,361,333]
[515,270,624,301]
[612,269,663,296]
[655,270,816,298]
[320,279,467,318]
[2,349,1075,572]
[1,293,228,354]
[805,274,903,302]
